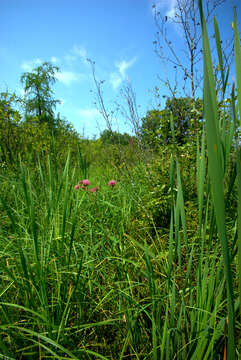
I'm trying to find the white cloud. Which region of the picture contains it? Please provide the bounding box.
[64,54,76,63]
[110,72,122,90]
[63,45,89,65]
[116,58,136,78]
[51,56,59,63]
[110,57,136,90]
[152,0,177,19]
[166,0,177,18]
[21,57,59,73]
[21,58,42,71]
[56,71,84,86]
[73,45,88,63]
[75,108,105,137]
[77,108,100,119]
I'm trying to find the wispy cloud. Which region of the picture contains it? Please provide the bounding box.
[73,45,88,64]
[110,57,136,90]
[166,0,177,18]
[21,57,60,72]
[110,72,123,90]
[21,58,42,71]
[64,54,76,63]
[21,50,87,86]
[76,108,103,137]
[116,58,136,78]
[63,45,89,65]
[56,71,85,86]
[152,0,177,19]
[51,56,59,63]
[77,108,100,119]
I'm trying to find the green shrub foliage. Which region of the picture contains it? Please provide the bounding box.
[141,97,203,148]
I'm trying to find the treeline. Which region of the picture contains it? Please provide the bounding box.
[0,63,81,168]
[0,61,237,172]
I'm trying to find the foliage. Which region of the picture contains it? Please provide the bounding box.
[0,92,22,164]
[21,61,60,126]
[0,5,240,359]
[141,97,203,148]
[141,108,169,148]
[0,63,83,171]
[100,129,134,146]
[19,116,82,168]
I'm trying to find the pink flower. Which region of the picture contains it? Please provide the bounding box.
[74,184,80,190]
[81,179,90,186]
[108,180,116,187]
[90,186,99,193]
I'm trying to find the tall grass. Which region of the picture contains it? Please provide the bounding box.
[199,0,236,357]
[0,1,240,359]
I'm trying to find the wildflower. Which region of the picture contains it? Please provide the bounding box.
[108,180,116,187]
[80,179,90,186]
[74,184,80,190]
[90,186,99,193]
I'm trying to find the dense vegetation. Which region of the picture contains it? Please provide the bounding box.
[0,3,240,359]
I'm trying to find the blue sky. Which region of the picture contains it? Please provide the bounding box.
[1,0,240,138]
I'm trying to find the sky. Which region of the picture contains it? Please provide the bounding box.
[1,0,240,138]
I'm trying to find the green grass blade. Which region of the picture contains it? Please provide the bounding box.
[197,129,206,227]
[198,0,236,357]
[176,160,188,253]
[233,8,241,122]
[233,7,241,317]
[213,16,226,97]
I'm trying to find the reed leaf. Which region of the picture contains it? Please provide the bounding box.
[198,0,236,357]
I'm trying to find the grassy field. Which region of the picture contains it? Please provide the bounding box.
[0,2,240,359]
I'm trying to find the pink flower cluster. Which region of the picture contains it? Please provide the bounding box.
[74,179,116,192]
[90,186,99,193]
[108,180,116,187]
[80,179,90,186]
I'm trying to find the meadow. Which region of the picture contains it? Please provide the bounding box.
[0,3,241,359]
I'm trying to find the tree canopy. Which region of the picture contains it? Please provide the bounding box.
[0,62,83,167]
[100,129,134,146]
[21,61,60,125]
[141,97,203,148]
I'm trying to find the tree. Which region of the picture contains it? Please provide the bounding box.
[141,109,169,148]
[165,96,203,142]
[152,0,231,99]
[141,97,203,148]
[0,91,22,164]
[21,62,60,126]
[100,129,133,145]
